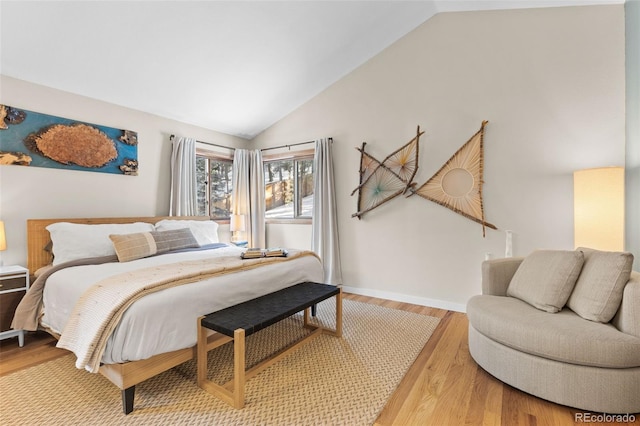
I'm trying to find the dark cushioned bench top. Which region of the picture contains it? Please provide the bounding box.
[200,282,339,337]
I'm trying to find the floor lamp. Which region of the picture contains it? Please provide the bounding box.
[574,167,625,251]
[0,221,5,266]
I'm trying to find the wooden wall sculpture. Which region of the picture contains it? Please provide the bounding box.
[352,121,497,236]
[351,126,423,219]
[408,120,496,236]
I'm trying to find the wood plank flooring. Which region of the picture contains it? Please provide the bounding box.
[1,293,638,425]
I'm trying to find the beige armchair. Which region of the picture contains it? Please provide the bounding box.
[467,250,640,414]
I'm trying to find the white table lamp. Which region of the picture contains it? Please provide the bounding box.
[229,214,246,242]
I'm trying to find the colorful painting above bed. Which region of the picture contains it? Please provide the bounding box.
[0,104,138,175]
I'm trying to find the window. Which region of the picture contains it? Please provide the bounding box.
[196,153,233,219]
[264,154,314,219]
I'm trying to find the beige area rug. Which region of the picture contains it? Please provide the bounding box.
[0,299,439,426]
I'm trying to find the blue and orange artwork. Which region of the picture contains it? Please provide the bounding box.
[0,105,138,175]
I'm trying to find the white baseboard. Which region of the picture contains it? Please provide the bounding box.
[341,285,467,313]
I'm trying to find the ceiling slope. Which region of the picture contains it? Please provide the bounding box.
[0,1,622,139]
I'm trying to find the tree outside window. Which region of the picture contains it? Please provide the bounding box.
[196,150,313,220]
[264,156,313,219]
[196,154,233,219]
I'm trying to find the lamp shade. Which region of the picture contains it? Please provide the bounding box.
[574,167,625,251]
[229,214,246,232]
[0,221,6,251]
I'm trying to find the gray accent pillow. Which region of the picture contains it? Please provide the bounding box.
[567,248,634,323]
[110,228,199,262]
[507,250,584,313]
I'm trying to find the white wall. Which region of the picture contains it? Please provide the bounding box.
[255,5,627,311]
[266,223,312,250]
[0,76,249,267]
[626,0,640,271]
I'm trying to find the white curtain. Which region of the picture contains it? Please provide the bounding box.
[312,138,343,285]
[232,149,266,248]
[169,136,197,216]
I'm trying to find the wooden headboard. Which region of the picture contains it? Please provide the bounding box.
[26,216,209,276]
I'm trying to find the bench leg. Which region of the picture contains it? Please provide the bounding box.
[304,289,342,337]
[233,328,246,409]
[122,386,135,415]
[197,320,246,409]
[336,287,342,338]
[311,304,317,317]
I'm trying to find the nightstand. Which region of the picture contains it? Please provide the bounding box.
[0,265,30,347]
[231,240,248,248]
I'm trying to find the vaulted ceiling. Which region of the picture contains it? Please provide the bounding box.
[0,1,621,139]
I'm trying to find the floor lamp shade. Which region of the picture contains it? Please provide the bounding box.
[574,167,625,251]
[0,221,5,251]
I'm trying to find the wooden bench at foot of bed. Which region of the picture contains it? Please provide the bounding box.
[102,282,341,414]
[197,282,342,409]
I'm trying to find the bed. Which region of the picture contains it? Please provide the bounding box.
[20,216,324,414]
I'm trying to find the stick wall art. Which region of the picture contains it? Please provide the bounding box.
[352,121,497,236]
[351,126,423,219]
[408,120,496,236]
[0,105,138,175]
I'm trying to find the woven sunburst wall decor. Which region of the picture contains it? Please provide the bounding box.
[351,126,423,219]
[408,120,497,236]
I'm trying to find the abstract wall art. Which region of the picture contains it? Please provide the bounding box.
[352,121,498,237]
[351,126,423,219]
[0,105,138,175]
[408,121,497,236]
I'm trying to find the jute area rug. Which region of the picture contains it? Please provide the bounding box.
[1,299,439,426]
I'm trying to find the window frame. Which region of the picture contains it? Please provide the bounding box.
[263,148,314,224]
[196,148,234,221]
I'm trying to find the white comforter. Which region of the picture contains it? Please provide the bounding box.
[41,245,323,364]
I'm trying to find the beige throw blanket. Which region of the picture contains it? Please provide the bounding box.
[51,250,316,373]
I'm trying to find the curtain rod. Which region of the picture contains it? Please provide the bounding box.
[169,134,236,151]
[260,137,332,152]
[170,135,332,152]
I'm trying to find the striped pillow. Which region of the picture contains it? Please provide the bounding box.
[109,228,199,262]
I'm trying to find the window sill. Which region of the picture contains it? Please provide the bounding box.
[265,218,312,225]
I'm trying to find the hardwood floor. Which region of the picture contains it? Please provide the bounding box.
[1,293,638,425]
[0,330,67,377]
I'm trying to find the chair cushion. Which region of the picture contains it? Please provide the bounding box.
[506,250,584,313]
[567,248,634,323]
[467,295,640,368]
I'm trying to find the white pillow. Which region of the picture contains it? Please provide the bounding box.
[46,222,155,265]
[154,219,219,246]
